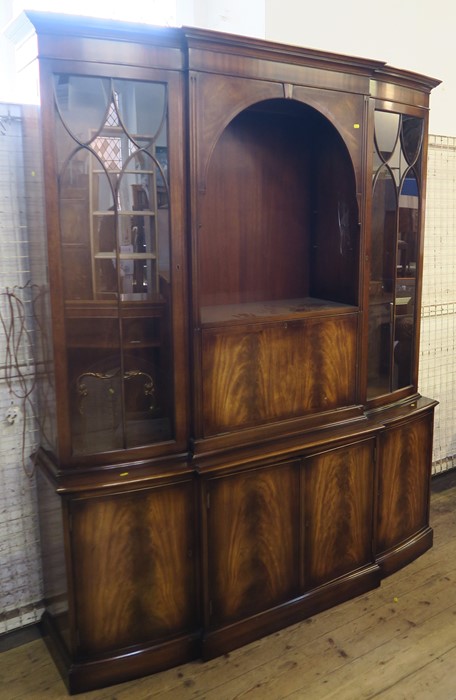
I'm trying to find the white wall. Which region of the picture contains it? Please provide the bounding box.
[178,0,265,36]
[0,2,16,103]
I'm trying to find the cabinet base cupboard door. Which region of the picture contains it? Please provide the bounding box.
[38,471,199,694]
[200,441,381,660]
[304,439,376,589]
[376,409,435,576]
[13,11,439,693]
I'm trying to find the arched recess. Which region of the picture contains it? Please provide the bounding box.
[197,97,360,312]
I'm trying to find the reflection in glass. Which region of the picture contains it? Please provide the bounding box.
[393,280,416,390]
[374,111,400,161]
[370,166,396,287]
[368,110,423,399]
[373,149,383,172]
[59,149,93,300]
[367,167,396,398]
[385,137,408,187]
[113,80,167,146]
[69,319,123,454]
[54,73,172,454]
[401,116,423,165]
[392,171,419,391]
[54,75,111,145]
[397,172,419,279]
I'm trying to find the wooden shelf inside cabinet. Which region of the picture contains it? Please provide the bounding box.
[65,299,167,315]
[200,297,358,328]
[64,298,167,349]
[66,337,162,349]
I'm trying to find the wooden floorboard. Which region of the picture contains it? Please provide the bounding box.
[1,473,456,700]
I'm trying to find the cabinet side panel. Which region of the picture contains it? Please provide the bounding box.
[71,480,197,656]
[201,314,358,435]
[36,469,71,650]
[22,105,58,453]
[376,411,433,554]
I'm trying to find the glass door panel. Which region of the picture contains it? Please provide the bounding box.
[68,312,123,454]
[118,151,159,298]
[367,167,396,397]
[54,75,111,144]
[393,170,419,390]
[397,171,419,279]
[374,111,400,161]
[368,109,424,400]
[401,116,423,166]
[59,149,93,301]
[112,80,166,143]
[54,74,173,455]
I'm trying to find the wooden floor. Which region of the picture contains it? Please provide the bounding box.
[2,472,456,700]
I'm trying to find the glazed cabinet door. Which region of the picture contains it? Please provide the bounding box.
[203,461,300,629]
[41,63,188,463]
[367,105,427,401]
[376,410,434,570]
[69,479,197,657]
[303,438,376,589]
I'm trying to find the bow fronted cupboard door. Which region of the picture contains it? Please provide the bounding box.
[14,10,439,694]
[374,403,436,574]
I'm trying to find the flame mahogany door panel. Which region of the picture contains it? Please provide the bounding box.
[376,410,434,573]
[201,315,358,436]
[69,479,197,657]
[303,438,376,589]
[203,461,301,629]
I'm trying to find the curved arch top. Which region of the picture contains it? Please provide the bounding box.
[190,72,365,195]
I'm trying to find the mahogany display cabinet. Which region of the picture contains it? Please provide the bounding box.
[14,11,439,693]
